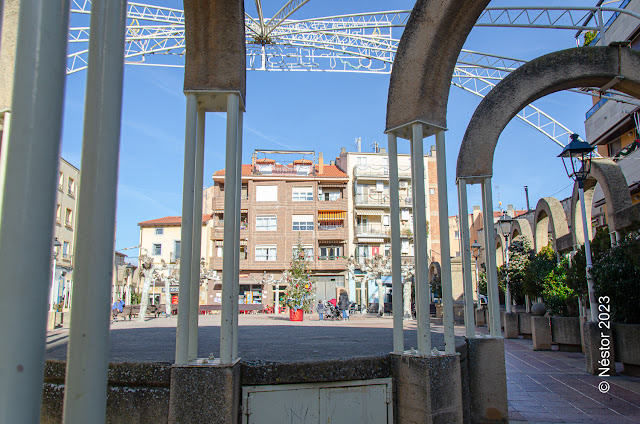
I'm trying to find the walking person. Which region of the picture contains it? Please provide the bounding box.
[338,290,349,320]
[317,300,325,321]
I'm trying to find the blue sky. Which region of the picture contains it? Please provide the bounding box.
[60,0,610,259]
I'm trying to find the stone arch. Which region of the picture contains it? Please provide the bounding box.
[495,234,505,268]
[386,0,491,133]
[571,159,637,245]
[456,46,640,180]
[533,197,571,254]
[510,219,534,248]
[428,261,441,284]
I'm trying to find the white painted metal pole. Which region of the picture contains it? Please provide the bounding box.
[482,178,501,337]
[388,132,404,353]
[50,255,58,311]
[175,93,198,365]
[0,2,69,420]
[457,178,475,338]
[505,241,512,313]
[188,107,205,361]
[579,184,598,322]
[411,123,431,355]
[232,108,243,360]
[0,111,11,217]
[221,93,240,364]
[409,137,419,320]
[62,1,127,421]
[435,131,455,354]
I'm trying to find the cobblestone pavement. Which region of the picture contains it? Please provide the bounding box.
[45,314,640,423]
[504,338,640,424]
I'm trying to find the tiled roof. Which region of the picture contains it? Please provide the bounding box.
[315,165,348,178]
[293,159,313,165]
[256,158,276,164]
[138,214,212,227]
[213,164,253,177]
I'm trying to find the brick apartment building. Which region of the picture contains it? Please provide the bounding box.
[207,150,350,307]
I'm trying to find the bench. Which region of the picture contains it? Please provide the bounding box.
[119,304,166,320]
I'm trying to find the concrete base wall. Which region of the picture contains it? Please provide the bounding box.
[517,313,532,338]
[41,361,171,424]
[551,317,581,351]
[532,316,552,351]
[476,309,486,326]
[466,338,508,423]
[168,361,240,424]
[503,313,518,339]
[613,323,640,376]
[391,353,464,424]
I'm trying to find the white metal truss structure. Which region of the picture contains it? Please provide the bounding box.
[68,1,639,147]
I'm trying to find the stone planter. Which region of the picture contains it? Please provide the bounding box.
[550,317,581,352]
[517,313,532,339]
[613,323,640,376]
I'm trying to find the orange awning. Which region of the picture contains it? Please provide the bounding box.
[318,211,346,221]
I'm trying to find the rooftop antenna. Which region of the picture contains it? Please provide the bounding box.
[355,137,361,152]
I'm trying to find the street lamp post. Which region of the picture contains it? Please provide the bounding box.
[558,133,597,322]
[496,212,514,313]
[470,240,483,309]
[50,238,62,311]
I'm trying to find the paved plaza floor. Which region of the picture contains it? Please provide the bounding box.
[45,313,640,423]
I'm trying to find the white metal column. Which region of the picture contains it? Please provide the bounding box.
[175,93,198,365]
[457,178,475,338]
[0,1,69,421]
[435,131,455,354]
[188,107,205,362]
[410,123,431,355]
[221,93,240,364]
[62,1,127,422]
[232,109,243,360]
[482,178,501,337]
[387,132,404,353]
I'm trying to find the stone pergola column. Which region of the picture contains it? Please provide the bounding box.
[0,1,71,421]
[481,177,501,337]
[387,132,404,353]
[457,178,475,338]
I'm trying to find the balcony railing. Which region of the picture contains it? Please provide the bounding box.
[355,193,389,205]
[355,224,390,236]
[585,96,610,120]
[317,255,347,261]
[318,224,345,231]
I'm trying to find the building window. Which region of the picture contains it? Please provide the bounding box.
[356,156,367,168]
[62,241,69,259]
[152,243,162,256]
[383,215,390,226]
[155,228,164,235]
[454,231,460,240]
[65,209,73,227]
[256,185,278,201]
[455,251,461,257]
[217,246,223,258]
[292,186,313,201]
[174,241,180,261]
[429,188,436,195]
[58,172,64,190]
[292,215,313,231]
[384,244,391,257]
[318,188,341,201]
[68,177,75,196]
[255,245,277,261]
[56,204,61,223]
[240,245,248,260]
[319,246,341,258]
[256,215,277,231]
[292,245,314,260]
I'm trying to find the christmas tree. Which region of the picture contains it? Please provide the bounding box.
[284,237,315,312]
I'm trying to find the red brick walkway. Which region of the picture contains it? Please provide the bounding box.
[505,338,640,423]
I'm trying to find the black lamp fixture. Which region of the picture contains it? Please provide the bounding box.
[470,240,482,256]
[558,133,595,185]
[496,212,513,241]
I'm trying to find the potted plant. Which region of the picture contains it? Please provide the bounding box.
[284,238,315,321]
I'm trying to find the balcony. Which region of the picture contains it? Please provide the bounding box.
[313,256,348,271]
[353,165,412,180]
[355,224,390,238]
[355,193,390,207]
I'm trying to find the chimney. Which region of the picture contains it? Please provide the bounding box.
[330,160,335,166]
[318,152,324,174]
[341,147,346,154]
[380,147,386,154]
[252,152,257,168]
[507,204,514,216]
[356,137,361,152]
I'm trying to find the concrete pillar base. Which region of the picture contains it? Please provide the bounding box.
[391,353,463,424]
[475,309,486,326]
[579,316,587,354]
[584,321,616,376]
[532,316,552,351]
[47,311,59,330]
[168,360,240,423]
[503,312,518,339]
[466,338,508,423]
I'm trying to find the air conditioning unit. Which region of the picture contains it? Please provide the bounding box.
[399,181,408,188]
